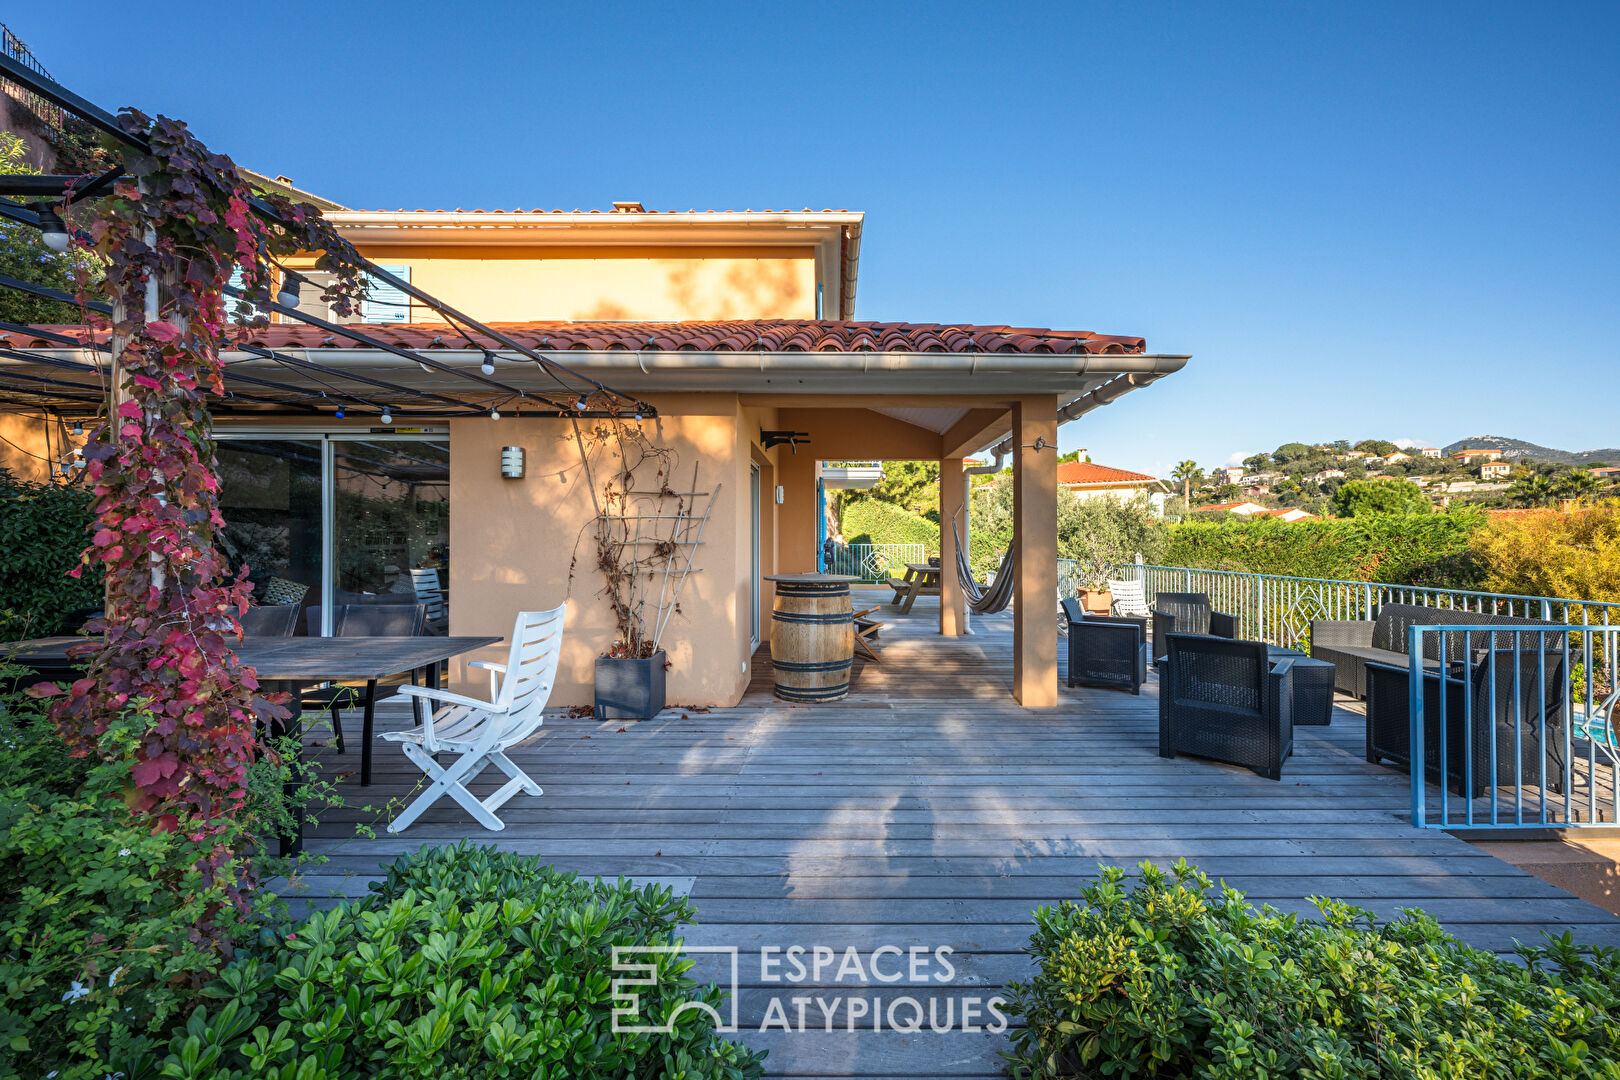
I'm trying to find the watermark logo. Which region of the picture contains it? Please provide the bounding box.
[611,945,740,1034]
[611,944,1007,1035]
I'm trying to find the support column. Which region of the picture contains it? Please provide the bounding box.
[1012,397,1058,706]
[938,457,966,636]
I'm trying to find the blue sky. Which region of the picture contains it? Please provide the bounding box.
[17,1,1619,476]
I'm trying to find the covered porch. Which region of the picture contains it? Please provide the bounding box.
[290,597,1620,1079]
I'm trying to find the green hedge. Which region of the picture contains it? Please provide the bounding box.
[1160,512,1485,586]
[155,843,765,1079]
[839,497,940,555]
[0,469,103,638]
[1005,861,1620,1079]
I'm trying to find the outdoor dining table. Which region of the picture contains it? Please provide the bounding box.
[4,634,501,854]
[889,562,943,614]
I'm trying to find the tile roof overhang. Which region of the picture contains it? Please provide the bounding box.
[1,320,1186,450]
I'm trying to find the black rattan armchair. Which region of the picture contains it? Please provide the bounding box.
[1159,633,1293,780]
[1150,592,1238,668]
[1061,598,1148,694]
[1364,638,1568,798]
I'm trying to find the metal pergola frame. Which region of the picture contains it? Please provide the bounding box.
[0,52,656,423]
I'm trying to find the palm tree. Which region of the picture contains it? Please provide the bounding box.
[1553,470,1604,504]
[1508,472,1556,507]
[1171,460,1203,505]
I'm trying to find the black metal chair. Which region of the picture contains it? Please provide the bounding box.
[1159,633,1293,780]
[1061,598,1147,694]
[236,604,299,637]
[301,603,427,753]
[1150,592,1238,668]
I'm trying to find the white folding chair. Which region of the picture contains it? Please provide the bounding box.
[383,605,565,833]
[1108,578,1151,619]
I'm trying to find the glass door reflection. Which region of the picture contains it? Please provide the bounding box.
[332,439,450,632]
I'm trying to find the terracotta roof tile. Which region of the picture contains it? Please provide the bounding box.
[11,320,1145,356]
[1056,461,1161,486]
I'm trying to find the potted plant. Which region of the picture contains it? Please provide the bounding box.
[595,639,667,721]
[571,425,712,720]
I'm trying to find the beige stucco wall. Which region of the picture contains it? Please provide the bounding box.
[0,411,77,483]
[447,394,789,707]
[298,245,818,322]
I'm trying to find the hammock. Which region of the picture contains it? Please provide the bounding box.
[950,518,1015,615]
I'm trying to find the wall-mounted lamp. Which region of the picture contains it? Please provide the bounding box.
[774,484,785,505]
[500,446,525,479]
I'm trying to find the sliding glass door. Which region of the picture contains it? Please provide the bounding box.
[216,431,449,635]
[217,439,323,629]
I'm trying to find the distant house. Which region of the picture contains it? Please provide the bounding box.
[1479,462,1511,481]
[1217,465,1246,485]
[1201,500,1270,516]
[1201,501,1314,522]
[1312,469,1346,482]
[1419,447,1442,458]
[1383,451,1412,464]
[1453,448,1503,464]
[1056,460,1169,504]
[1591,466,1620,478]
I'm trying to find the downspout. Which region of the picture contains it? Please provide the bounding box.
[957,448,1008,634]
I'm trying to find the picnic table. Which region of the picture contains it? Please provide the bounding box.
[5,634,501,853]
[889,562,942,614]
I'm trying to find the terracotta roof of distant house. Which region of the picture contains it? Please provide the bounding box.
[10,320,1147,356]
[1056,461,1162,486]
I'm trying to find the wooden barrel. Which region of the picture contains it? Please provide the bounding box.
[767,575,855,703]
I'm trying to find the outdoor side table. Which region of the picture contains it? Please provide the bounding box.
[1267,646,1335,726]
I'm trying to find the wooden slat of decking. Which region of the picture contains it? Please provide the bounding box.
[285,599,1620,1079]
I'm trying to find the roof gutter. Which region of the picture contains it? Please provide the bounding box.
[205,348,1189,377]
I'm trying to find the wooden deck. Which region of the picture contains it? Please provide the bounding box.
[289,596,1620,1079]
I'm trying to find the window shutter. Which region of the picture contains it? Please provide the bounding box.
[363,264,412,323]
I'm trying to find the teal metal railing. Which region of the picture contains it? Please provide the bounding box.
[826,542,927,583]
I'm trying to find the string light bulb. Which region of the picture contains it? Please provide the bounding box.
[334,407,346,419]
[71,419,83,436]
[36,207,70,252]
[480,350,496,376]
[380,407,393,425]
[276,273,302,308]
[489,407,500,420]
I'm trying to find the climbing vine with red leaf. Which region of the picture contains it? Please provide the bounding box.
[33,110,367,851]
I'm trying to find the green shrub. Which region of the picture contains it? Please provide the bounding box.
[157,842,765,1079]
[1330,477,1430,517]
[1004,861,1620,1079]
[840,497,940,554]
[0,681,276,1080]
[0,467,103,638]
[1161,511,1485,585]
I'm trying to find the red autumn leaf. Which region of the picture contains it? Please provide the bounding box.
[131,752,181,788]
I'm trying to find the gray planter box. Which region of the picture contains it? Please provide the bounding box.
[594,651,666,720]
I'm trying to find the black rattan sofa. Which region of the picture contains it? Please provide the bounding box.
[1159,634,1293,780]
[1310,602,1561,698]
[1061,598,1148,694]
[1150,593,1238,669]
